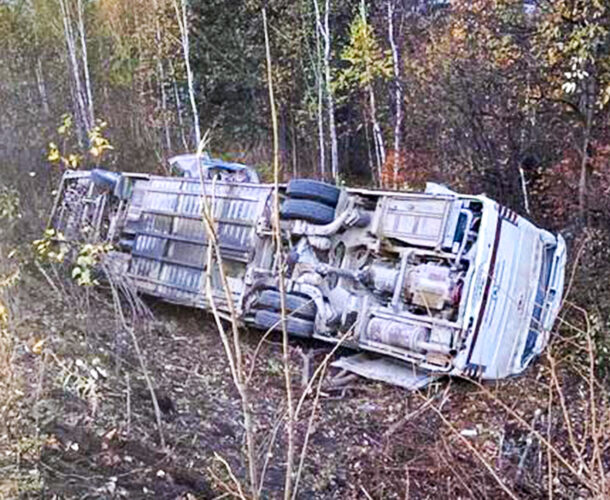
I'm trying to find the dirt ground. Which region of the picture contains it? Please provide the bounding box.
[0,260,608,499]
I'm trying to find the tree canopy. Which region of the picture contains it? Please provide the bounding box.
[0,0,609,229]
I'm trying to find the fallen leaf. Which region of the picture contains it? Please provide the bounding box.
[31,338,45,355]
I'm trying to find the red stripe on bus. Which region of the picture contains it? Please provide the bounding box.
[466,213,503,365]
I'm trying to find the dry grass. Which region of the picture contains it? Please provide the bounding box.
[0,241,44,497]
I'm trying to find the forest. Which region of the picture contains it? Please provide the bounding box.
[0,0,609,498]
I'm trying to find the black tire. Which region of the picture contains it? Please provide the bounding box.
[287,179,340,207]
[254,310,314,338]
[257,289,316,320]
[281,199,335,225]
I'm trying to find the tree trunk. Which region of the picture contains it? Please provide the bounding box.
[77,0,94,126]
[153,0,171,155]
[312,0,326,179]
[58,0,90,143]
[317,74,326,179]
[174,0,201,147]
[291,113,298,178]
[518,72,531,215]
[169,59,189,151]
[368,82,386,186]
[158,61,172,155]
[313,0,338,181]
[579,79,594,225]
[387,1,403,189]
[363,105,376,185]
[32,18,50,116]
[323,0,339,181]
[35,56,50,116]
[360,2,385,186]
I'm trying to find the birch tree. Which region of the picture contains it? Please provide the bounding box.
[169,59,189,150]
[29,1,51,116]
[76,0,94,126]
[312,0,339,181]
[387,0,403,188]
[312,0,326,179]
[153,0,172,155]
[173,0,201,148]
[58,0,94,143]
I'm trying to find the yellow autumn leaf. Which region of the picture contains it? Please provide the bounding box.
[68,154,80,168]
[31,338,45,355]
[47,143,61,163]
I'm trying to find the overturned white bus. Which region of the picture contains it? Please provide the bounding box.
[50,156,566,388]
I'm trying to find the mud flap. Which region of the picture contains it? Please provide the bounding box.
[331,353,440,390]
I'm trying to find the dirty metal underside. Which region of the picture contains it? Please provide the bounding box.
[49,167,565,389]
[123,176,273,309]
